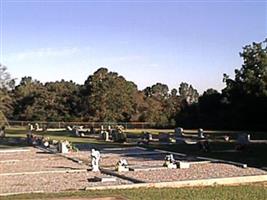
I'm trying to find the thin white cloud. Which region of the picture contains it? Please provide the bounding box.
[5,47,80,61]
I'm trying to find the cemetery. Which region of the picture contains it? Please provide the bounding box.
[0,125,266,198]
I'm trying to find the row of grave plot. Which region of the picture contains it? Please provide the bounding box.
[0,148,88,174]
[65,147,207,168]
[110,163,267,183]
[0,171,131,194]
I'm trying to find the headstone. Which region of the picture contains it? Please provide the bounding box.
[177,161,190,169]
[74,128,80,137]
[112,128,127,143]
[0,126,5,138]
[58,141,69,153]
[236,133,250,150]
[93,176,116,182]
[174,127,184,137]
[143,132,152,140]
[34,123,40,131]
[237,133,250,145]
[148,133,153,141]
[140,132,152,144]
[198,128,205,139]
[163,154,177,169]
[104,131,109,141]
[66,126,72,131]
[115,159,129,172]
[43,141,49,148]
[91,149,100,172]
[28,123,34,131]
[159,133,171,143]
[223,135,230,141]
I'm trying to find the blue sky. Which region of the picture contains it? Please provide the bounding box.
[1,0,266,93]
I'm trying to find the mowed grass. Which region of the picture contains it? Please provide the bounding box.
[2,128,134,149]
[126,128,267,140]
[0,184,266,200]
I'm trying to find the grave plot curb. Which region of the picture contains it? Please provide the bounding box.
[0,190,44,197]
[100,168,145,184]
[196,156,247,168]
[0,148,31,153]
[35,146,84,165]
[153,148,247,168]
[85,174,267,190]
[0,169,87,176]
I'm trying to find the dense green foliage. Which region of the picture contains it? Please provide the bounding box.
[0,64,14,119]
[0,39,266,130]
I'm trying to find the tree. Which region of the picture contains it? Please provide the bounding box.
[81,68,138,122]
[0,64,14,119]
[223,39,267,98]
[179,82,199,104]
[12,77,46,120]
[45,80,81,121]
[222,39,267,130]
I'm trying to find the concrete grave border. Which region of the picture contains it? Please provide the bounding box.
[85,174,267,190]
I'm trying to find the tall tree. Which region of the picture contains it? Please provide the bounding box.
[222,39,267,130]
[179,82,199,105]
[12,77,46,120]
[81,68,138,122]
[0,64,14,119]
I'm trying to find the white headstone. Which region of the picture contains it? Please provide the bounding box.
[178,161,190,169]
[104,131,109,141]
[59,141,69,153]
[116,159,129,172]
[28,123,34,131]
[164,154,177,169]
[35,123,39,131]
[198,128,205,139]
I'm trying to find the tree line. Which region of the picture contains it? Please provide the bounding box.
[0,39,266,130]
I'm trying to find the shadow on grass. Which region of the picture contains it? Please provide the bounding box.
[0,136,29,149]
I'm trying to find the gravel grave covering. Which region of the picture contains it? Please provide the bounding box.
[0,149,88,174]
[0,146,266,195]
[0,171,131,194]
[117,163,267,183]
[0,147,130,194]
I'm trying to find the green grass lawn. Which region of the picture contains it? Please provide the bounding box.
[0,184,266,200]
[126,128,267,140]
